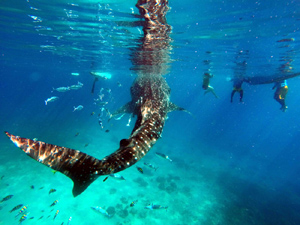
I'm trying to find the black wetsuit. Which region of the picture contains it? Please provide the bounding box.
[231,78,244,102]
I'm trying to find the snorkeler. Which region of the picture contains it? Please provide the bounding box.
[272,80,288,112]
[202,72,219,98]
[230,77,245,103]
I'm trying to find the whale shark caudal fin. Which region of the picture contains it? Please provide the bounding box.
[5,131,102,197]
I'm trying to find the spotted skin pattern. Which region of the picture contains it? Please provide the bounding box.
[5,75,177,197]
[4,0,185,197]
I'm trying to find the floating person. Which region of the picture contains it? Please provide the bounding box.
[73,105,83,112]
[45,96,59,105]
[272,80,288,112]
[243,72,300,85]
[90,71,112,94]
[202,73,219,98]
[230,77,244,103]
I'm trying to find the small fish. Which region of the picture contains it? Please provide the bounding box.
[52,170,58,175]
[91,206,111,217]
[30,185,34,189]
[109,174,125,181]
[130,200,138,207]
[19,213,29,224]
[53,87,70,92]
[69,82,83,90]
[113,113,125,120]
[29,216,34,220]
[0,194,13,203]
[136,167,143,174]
[155,152,172,162]
[277,38,295,42]
[33,138,38,141]
[75,132,80,137]
[103,176,109,182]
[15,206,27,217]
[50,200,58,207]
[71,72,80,76]
[73,105,84,112]
[53,210,59,220]
[98,119,104,129]
[67,217,72,225]
[91,112,95,116]
[39,187,44,190]
[38,216,44,220]
[117,82,122,87]
[9,204,24,213]
[94,101,108,106]
[49,189,56,194]
[105,129,110,133]
[145,204,168,210]
[45,96,59,105]
[84,143,89,148]
[0,175,4,180]
[144,162,158,171]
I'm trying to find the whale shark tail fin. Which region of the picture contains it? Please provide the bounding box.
[4,131,101,197]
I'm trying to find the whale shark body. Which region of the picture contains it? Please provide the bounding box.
[5,74,186,197]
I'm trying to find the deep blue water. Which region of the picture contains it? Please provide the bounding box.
[1,0,300,224]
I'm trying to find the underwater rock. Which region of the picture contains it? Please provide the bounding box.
[156,176,165,184]
[138,211,147,219]
[129,207,137,215]
[109,188,117,195]
[107,206,116,216]
[118,208,129,218]
[158,182,166,190]
[133,177,148,187]
[116,203,123,209]
[120,197,127,204]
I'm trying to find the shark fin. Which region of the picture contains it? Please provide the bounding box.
[5,131,101,197]
[168,102,194,118]
[110,102,133,120]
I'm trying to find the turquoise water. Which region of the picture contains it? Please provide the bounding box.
[1,0,300,224]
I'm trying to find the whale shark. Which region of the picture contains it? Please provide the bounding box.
[5,74,187,197]
[5,0,182,197]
